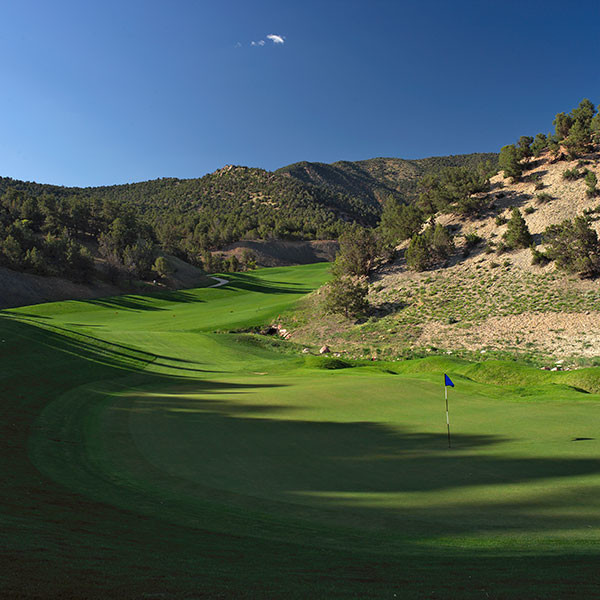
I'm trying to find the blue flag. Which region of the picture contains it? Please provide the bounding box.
[444,374,454,387]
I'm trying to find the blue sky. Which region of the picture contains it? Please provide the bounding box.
[1,0,598,187]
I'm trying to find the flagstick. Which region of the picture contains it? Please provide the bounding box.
[445,385,451,449]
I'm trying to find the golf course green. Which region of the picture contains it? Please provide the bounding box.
[1,262,599,598]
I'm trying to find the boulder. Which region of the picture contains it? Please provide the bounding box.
[319,345,330,354]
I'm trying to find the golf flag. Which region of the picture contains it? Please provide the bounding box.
[444,374,453,448]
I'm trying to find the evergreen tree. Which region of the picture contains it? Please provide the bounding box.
[24,246,46,274]
[553,112,574,140]
[323,275,369,318]
[517,136,534,161]
[564,120,592,157]
[503,208,532,250]
[499,145,523,181]
[153,256,175,278]
[531,133,548,157]
[332,224,378,278]
[591,113,600,143]
[405,223,454,271]
[571,98,596,128]
[544,216,600,278]
[379,200,423,246]
[585,171,598,197]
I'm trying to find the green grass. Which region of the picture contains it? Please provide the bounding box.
[2,262,600,598]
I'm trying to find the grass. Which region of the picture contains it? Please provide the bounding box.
[1,262,600,598]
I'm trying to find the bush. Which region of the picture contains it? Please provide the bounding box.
[530,244,549,265]
[585,171,598,198]
[464,232,483,247]
[535,192,553,204]
[495,215,507,226]
[563,167,582,181]
[524,206,535,214]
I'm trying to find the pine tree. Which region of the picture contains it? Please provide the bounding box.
[323,275,369,318]
[153,256,175,278]
[553,112,574,140]
[531,133,548,157]
[544,217,600,278]
[503,208,532,250]
[564,120,592,157]
[499,145,523,181]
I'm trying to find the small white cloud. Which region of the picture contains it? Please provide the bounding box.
[234,42,242,48]
[266,34,285,44]
[251,40,265,47]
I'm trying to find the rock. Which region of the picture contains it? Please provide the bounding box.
[319,345,330,354]
[302,348,310,354]
[550,367,558,371]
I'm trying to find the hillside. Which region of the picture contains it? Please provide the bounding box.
[276,153,498,204]
[0,254,212,309]
[286,146,600,363]
[0,165,379,250]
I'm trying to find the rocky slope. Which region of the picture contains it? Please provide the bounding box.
[287,149,600,363]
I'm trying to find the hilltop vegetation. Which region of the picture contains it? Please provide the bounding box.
[0,166,375,282]
[289,99,600,362]
[277,153,498,204]
[0,153,498,291]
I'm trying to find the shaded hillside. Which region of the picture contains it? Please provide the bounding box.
[276,153,498,204]
[0,254,211,309]
[217,239,339,268]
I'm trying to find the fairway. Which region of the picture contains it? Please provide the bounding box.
[2,263,600,598]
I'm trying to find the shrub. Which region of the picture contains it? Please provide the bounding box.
[495,215,507,226]
[535,192,553,204]
[585,171,598,198]
[464,232,483,247]
[524,206,535,214]
[530,244,549,265]
[563,167,582,181]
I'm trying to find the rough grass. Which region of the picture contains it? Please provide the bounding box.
[2,263,600,599]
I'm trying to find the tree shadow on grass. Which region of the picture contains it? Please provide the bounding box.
[82,289,205,312]
[223,272,312,295]
[107,387,600,544]
[0,314,218,375]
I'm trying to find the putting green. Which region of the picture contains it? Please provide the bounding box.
[2,263,600,598]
